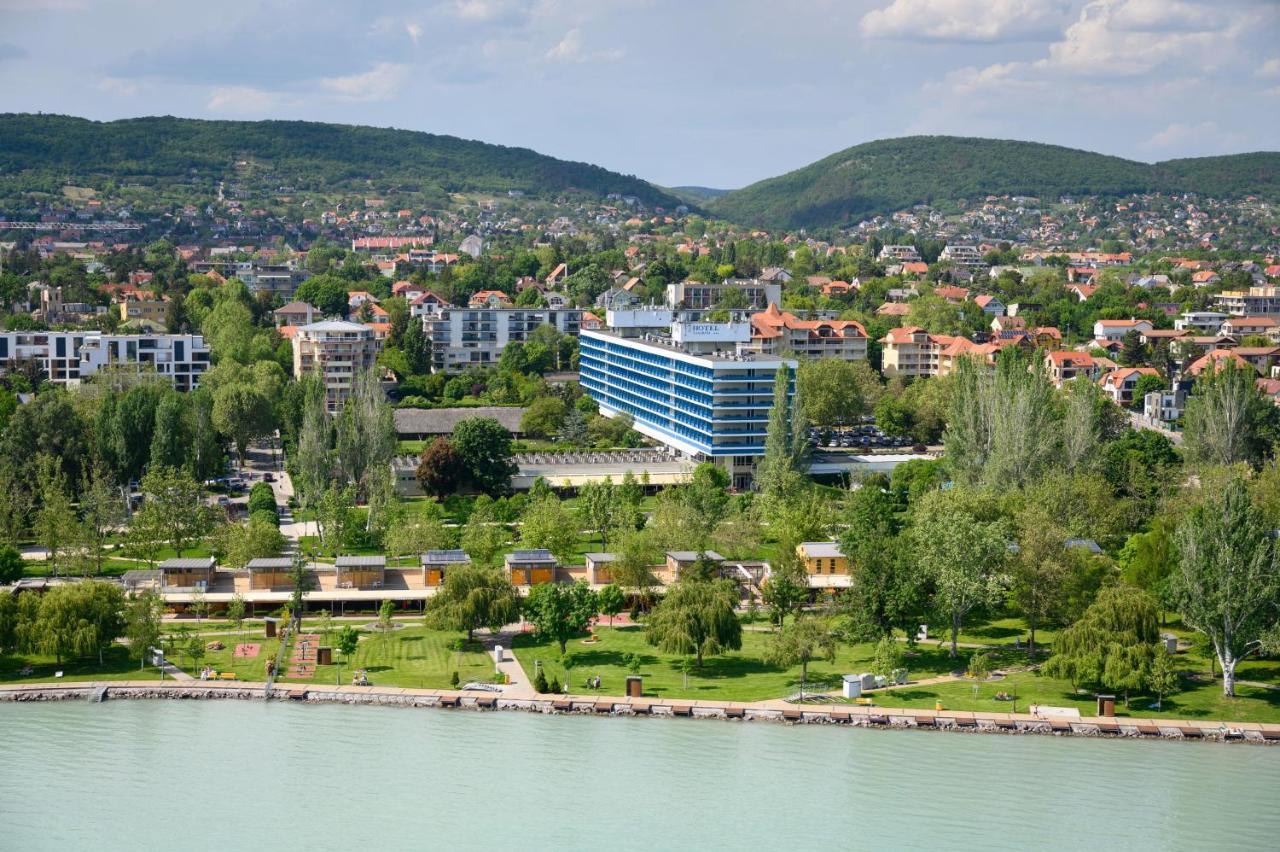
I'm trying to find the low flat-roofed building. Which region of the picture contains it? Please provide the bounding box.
[245,557,294,590]
[420,550,469,587]
[505,549,557,585]
[665,550,724,578]
[159,557,215,589]
[394,406,527,440]
[335,555,386,590]
[584,552,618,584]
[797,541,848,576]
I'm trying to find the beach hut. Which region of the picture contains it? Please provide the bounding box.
[245,557,294,590]
[584,552,618,584]
[505,549,557,586]
[335,555,386,590]
[159,557,215,589]
[420,550,469,587]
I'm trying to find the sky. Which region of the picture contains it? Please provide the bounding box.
[1,0,1278,189]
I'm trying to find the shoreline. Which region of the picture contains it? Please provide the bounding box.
[3,680,1278,744]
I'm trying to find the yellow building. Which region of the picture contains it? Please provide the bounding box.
[119,298,168,326]
[796,542,848,575]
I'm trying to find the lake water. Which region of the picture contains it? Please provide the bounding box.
[2,701,1278,851]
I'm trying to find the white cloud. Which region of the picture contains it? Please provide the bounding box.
[546,27,582,61]
[1036,0,1230,77]
[319,62,408,100]
[859,0,1071,42]
[1258,57,1280,78]
[452,0,526,23]
[1143,120,1246,154]
[96,77,138,97]
[206,85,282,113]
[406,22,423,43]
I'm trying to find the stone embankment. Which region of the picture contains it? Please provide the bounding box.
[3,680,1278,744]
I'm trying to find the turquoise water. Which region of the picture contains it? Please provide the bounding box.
[2,701,1278,851]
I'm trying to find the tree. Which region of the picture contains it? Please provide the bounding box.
[460,501,508,567]
[1130,374,1165,411]
[611,527,659,605]
[1043,585,1160,703]
[524,580,598,654]
[837,482,922,640]
[761,553,807,628]
[124,590,163,669]
[797,358,865,429]
[424,564,521,641]
[335,366,396,502]
[520,397,568,438]
[755,364,806,504]
[682,463,731,550]
[335,626,360,685]
[1173,477,1280,696]
[385,513,451,561]
[212,384,274,467]
[871,635,904,678]
[645,580,742,667]
[149,392,190,472]
[138,467,211,557]
[1182,361,1279,468]
[34,455,78,578]
[1147,649,1180,711]
[945,350,1060,488]
[219,515,287,569]
[1009,504,1069,656]
[518,496,578,565]
[911,488,1008,657]
[293,377,333,515]
[18,581,124,665]
[295,276,350,318]
[226,594,246,647]
[289,557,314,629]
[579,477,621,549]
[415,438,465,497]
[0,545,23,585]
[598,584,625,626]
[314,483,354,555]
[764,616,836,687]
[78,463,125,576]
[452,417,517,495]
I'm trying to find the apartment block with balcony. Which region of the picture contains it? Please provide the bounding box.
[420,306,581,373]
[880,326,947,377]
[1214,287,1280,318]
[579,325,796,489]
[939,245,984,267]
[665,279,781,310]
[291,320,381,412]
[0,331,211,390]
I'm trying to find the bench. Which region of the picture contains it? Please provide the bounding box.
[552,700,572,712]
[725,707,745,719]
[438,696,459,708]
[476,697,497,709]
[592,701,613,714]
[913,716,936,727]
[671,704,692,717]
[781,707,802,721]
[217,673,237,681]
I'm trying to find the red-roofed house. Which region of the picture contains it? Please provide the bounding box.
[901,261,929,277]
[1187,348,1255,376]
[748,304,868,361]
[1093,318,1153,343]
[1045,351,1100,386]
[468,290,512,308]
[934,285,970,304]
[1099,367,1160,405]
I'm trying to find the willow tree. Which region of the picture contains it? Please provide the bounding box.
[424,564,522,641]
[645,579,742,667]
[944,350,1059,488]
[1173,477,1280,696]
[1043,584,1159,704]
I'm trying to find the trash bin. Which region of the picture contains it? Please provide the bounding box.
[1096,694,1116,717]
[626,676,643,697]
[317,647,332,665]
[265,618,277,638]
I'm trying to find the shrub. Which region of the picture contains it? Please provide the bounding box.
[548,677,562,694]
[449,670,460,688]
[534,668,549,693]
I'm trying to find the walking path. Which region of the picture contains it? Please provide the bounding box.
[479,630,536,698]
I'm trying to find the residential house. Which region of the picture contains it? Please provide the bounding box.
[796,542,848,576]
[1099,367,1160,406]
[1045,351,1100,386]
[973,294,1006,316]
[1093,318,1153,343]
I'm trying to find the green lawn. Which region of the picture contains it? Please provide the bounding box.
[510,624,960,701]
[0,645,163,684]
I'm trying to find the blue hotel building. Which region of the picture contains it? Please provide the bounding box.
[579,327,795,489]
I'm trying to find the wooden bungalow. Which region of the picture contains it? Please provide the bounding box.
[245,557,294,590]
[420,550,469,587]
[796,542,849,576]
[505,549,557,586]
[335,555,386,590]
[584,552,617,585]
[664,551,724,579]
[159,557,215,589]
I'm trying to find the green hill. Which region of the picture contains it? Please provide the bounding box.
[0,113,683,208]
[708,136,1280,230]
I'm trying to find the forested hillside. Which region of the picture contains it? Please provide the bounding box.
[0,114,682,208]
[709,136,1280,229]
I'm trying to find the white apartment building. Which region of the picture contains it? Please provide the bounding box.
[940,245,984,267]
[665,279,781,310]
[421,306,582,373]
[291,320,381,412]
[878,245,923,263]
[1174,311,1228,335]
[0,331,211,390]
[1214,287,1280,317]
[880,326,945,377]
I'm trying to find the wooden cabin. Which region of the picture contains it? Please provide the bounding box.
[335,555,386,590]
[159,557,215,589]
[584,552,617,585]
[796,542,849,576]
[664,550,724,579]
[245,557,294,590]
[420,550,469,587]
[505,549,557,586]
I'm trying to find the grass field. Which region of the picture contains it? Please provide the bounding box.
[0,645,162,684]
